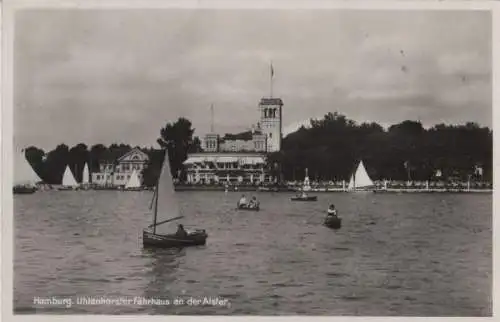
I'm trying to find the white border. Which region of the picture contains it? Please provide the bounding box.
[2,1,497,322]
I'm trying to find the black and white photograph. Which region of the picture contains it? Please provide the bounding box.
[3,0,494,317]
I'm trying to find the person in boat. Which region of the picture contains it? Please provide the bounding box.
[299,191,308,198]
[176,224,188,238]
[327,204,338,217]
[238,194,248,207]
[248,196,260,208]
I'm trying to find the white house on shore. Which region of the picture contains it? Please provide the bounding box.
[92,147,149,187]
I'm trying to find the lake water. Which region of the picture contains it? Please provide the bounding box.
[13,190,491,316]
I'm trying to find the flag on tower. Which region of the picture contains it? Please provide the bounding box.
[271,62,274,78]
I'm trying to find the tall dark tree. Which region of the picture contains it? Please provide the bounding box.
[89,144,108,173]
[156,117,198,180]
[44,144,70,184]
[24,146,46,181]
[141,149,166,187]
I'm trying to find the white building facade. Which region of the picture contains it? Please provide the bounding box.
[92,148,149,187]
[183,152,272,184]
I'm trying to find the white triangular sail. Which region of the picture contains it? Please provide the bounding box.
[348,160,374,190]
[82,163,90,184]
[153,149,181,235]
[303,168,311,191]
[125,169,141,188]
[62,166,78,187]
[14,151,42,186]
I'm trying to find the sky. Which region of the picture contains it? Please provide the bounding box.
[13,9,492,151]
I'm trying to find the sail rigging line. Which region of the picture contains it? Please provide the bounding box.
[148,216,184,229]
[153,182,159,234]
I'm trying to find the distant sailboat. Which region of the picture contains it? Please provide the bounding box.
[82,163,90,184]
[124,169,141,191]
[80,163,90,190]
[291,168,317,201]
[143,148,208,248]
[348,160,375,191]
[302,168,312,192]
[13,151,41,194]
[59,165,79,190]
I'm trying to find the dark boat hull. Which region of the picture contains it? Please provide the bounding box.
[236,204,260,211]
[324,216,342,229]
[143,229,208,248]
[291,196,318,201]
[13,186,37,194]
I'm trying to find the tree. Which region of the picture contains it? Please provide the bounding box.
[24,146,46,181]
[44,144,70,184]
[156,117,198,180]
[68,143,89,182]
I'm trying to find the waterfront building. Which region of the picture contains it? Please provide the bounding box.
[183,152,271,184]
[91,147,149,187]
[183,95,283,184]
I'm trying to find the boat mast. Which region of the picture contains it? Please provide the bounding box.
[152,182,159,234]
[353,162,357,191]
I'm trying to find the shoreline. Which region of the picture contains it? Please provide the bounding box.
[29,184,493,194]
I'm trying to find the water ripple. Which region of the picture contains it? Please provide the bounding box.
[14,191,492,315]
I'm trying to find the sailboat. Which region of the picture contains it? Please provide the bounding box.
[81,163,90,190]
[124,169,142,191]
[143,148,208,248]
[59,165,79,190]
[348,160,375,191]
[291,168,317,201]
[13,151,41,194]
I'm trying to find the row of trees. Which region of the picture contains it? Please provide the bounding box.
[24,113,493,185]
[24,118,202,185]
[267,112,492,182]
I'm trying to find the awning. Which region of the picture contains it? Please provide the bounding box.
[240,156,266,165]
[183,156,206,164]
[215,156,239,163]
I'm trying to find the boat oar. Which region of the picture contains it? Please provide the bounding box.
[304,212,318,224]
[148,215,184,228]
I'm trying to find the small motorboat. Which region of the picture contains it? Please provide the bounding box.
[236,203,260,211]
[291,195,317,201]
[324,215,342,229]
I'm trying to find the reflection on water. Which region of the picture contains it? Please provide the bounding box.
[14,190,492,315]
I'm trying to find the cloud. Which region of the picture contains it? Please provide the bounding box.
[13,9,491,151]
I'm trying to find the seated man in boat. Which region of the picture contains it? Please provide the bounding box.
[238,194,248,207]
[300,191,308,198]
[176,224,188,238]
[327,204,338,217]
[248,196,260,208]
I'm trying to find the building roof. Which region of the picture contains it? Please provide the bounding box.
[259,97,284,106]
[220,130,264,142]
[99,147,149,164]
[117,147,149,162]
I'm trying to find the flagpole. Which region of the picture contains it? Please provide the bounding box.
[270,61,273,98]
